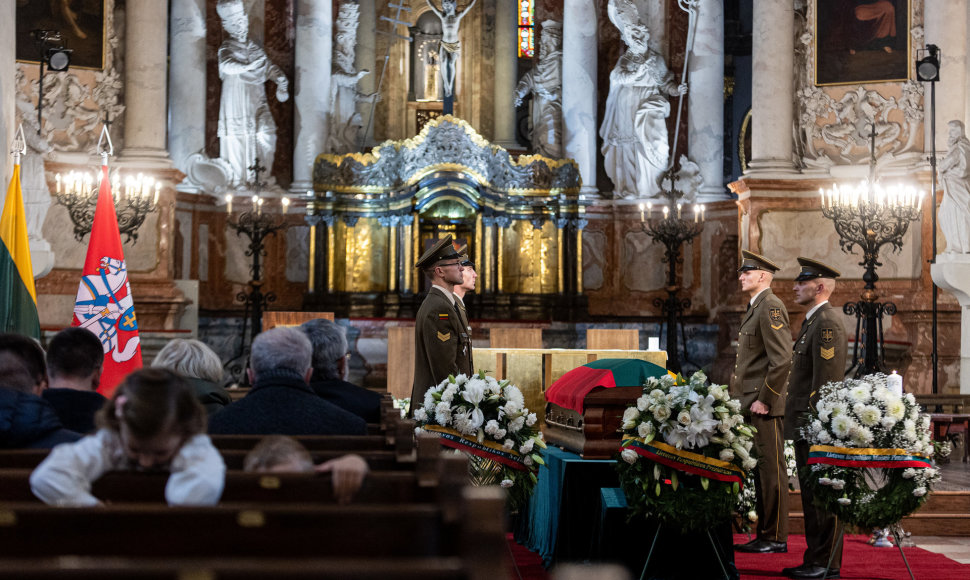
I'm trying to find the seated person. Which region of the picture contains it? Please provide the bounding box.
[243,434,369,504]
[152,338,232,414]
[0,333,80,448]
[207,328,367,436]
[30,368,225,506]
[300,319,381,423]
[43,327,107,433]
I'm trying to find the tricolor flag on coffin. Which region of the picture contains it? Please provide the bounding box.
[0,161,41,339]
[72,164,142,396]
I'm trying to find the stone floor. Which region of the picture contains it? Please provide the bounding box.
[935,458,970,491]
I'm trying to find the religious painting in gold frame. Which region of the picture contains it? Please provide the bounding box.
[814,0,910,86]
[16,0,107,70]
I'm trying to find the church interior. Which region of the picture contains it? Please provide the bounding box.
[3,0,970,577]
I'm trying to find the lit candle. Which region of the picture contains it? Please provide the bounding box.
[662,205,669,220]
[225,194,233,214]
[646,202,652,218]
[282,197,290,214]
[693,204,699,223]
[887,371,903,397]
[676,203,682,220]
[56,173,61,193]
[257,197,265,216]
[638,203,645,223]
[700,205,706,222]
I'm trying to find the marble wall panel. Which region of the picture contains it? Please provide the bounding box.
[285,225,309,283]
[45,205,160,272]
[582,229,607,290]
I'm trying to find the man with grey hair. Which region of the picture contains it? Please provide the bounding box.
[300,319,382,423]
[208,327,366,435]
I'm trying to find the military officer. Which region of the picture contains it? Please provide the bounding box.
[782,258,847,580]
[410,235,474,410]
[732,250,792,555]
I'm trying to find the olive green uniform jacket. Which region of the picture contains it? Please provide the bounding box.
[730,288,792,416]
[784,302,847,439]
[410,287,474,408]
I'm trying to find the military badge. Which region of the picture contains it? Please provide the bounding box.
[821,328,834,344]
[769,308,784,330]
[820,347,835,360]
[437,331,451,342]
[438,313,449,320]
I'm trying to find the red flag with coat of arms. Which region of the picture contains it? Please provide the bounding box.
[71,164,142,396]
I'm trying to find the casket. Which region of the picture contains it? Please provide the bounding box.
[543,359,667,459]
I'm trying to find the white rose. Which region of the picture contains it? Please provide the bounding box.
[653,406,671,422]
[742,457,757,471]
[719,448,735,462]
[500,479,514,488]
[677,410,692,426]
[637,421,655,438]
[622,407,640,430]
[620,448,638,464]
[637,395,650,412]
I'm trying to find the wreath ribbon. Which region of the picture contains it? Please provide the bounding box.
[622,436,746,485]
[421,425,531,471]
[807,444,934,469]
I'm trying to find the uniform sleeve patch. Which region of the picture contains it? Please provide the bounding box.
[438,313,449,320]
[820,347,835,360]
[821,328,834,344]
[437,331,451,342]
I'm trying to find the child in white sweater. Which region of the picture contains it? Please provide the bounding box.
[30,368,226,506]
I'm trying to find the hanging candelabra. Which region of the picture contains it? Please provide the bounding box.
[54,169,160,243]
[224,158,292,383]
[638,169,705,374]
[820,124,923,377]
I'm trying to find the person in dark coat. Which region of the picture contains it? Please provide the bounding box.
[152,338,232,415]
[208,327,366,436]
[0,333,81,448]
[300,319,382,423]
[42,327,107,433]
[410,235,474,410]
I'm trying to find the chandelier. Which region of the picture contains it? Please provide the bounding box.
[54,170,160,244]
[819,124,924,376]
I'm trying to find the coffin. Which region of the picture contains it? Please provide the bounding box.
[543,359,667,459]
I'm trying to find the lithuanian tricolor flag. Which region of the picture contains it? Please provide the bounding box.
[0,163,40,339]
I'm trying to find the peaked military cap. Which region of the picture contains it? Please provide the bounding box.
[795,257,840,281]
[737,249,780,273]
[456,243,475,269]
[415,235,461,270]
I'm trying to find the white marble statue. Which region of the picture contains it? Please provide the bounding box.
[600,0,687,199]
[940,120,970,254]
[14,89,54,278]
[426,0,477,98]
[329,1,377,154]
[216,0,289,187]
[514,21,563,158]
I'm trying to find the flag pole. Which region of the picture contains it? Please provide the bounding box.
[11,124,26,166]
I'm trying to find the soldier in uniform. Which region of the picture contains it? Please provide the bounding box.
[410,236,474,410]
[732,250,792,555]
[782,258,847,580]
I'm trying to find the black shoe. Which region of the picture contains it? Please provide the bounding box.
[734,539,788,553]
[783,564,840,579]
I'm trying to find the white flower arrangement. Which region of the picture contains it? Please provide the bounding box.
[414,372,545,508]
[801,373,941,529]
[617,371,759,533]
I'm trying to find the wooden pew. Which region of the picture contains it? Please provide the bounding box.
[210,434,388,451]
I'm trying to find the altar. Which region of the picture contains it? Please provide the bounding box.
[306,116,587,320]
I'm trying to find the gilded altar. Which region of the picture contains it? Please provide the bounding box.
[307,116,587,319]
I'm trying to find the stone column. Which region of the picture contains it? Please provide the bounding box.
[121,0,171,165]
[562,0,598,193]
[168,0,207,181]
[492,0,517,148]
[291,0,332,192]
[923,0,968,150]
[746,0,795,175]
[690,0,726,200]
[356,0,377,149]
[0,0,13,188]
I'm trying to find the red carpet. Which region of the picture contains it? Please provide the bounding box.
[734,534,970,580]
[508,533,549,580]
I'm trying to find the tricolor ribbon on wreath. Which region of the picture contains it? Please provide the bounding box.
[621,436,747,486]
[422,425,532,471]
[807,445,934,469]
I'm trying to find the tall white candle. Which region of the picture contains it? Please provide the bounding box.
[887,371,903,397]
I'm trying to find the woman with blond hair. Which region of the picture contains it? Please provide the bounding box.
[152,339,232,414]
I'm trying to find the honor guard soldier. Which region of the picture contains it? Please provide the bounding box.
[782,258,847,580]
[410,236,474,410]
[732,250,792,555]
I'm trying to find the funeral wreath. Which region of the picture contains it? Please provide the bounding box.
[414,371,545,509]
[616,371,758,532]
[801,373,941,530]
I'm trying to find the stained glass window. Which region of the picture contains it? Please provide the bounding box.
[518,0,534,58]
